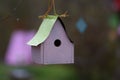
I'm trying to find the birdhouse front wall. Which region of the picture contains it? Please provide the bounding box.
[43,19,74,64]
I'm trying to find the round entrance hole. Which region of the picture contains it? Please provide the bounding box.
[54,39,61,47]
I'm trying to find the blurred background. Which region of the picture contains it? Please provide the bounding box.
[0,0,120,80]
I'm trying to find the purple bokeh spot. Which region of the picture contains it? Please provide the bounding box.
[5,30,35,66]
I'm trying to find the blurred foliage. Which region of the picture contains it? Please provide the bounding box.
[108,14,119,30]
[0,64,79,80]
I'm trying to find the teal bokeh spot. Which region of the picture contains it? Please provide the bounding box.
[76,18,87,33]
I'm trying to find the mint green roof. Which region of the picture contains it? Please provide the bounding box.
[27,15,59,46]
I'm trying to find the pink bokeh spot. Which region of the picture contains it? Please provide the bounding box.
[5,30,35,66]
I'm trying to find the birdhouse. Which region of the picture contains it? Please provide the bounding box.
[27,15,74,64]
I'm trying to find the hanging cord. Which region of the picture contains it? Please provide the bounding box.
[39,0,53,19]
[44,0,53,16]
[39,0,68,19]
[52,0,69,17]
[52,0,57,15]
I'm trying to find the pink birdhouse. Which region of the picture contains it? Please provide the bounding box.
[27,15,74,64]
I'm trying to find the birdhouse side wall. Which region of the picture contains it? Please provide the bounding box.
[32,44,44,64]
